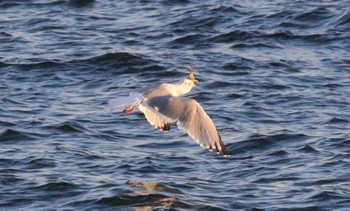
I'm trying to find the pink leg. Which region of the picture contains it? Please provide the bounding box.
[123,106,134,114]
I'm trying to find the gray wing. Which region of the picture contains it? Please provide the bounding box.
[147,96,229,155]
[138,103,171,131]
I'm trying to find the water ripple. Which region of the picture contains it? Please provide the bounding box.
[1,0,349,210]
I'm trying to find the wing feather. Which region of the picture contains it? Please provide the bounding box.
[138,103,171,131]
[177,100,229,155]
[148,96,229,155]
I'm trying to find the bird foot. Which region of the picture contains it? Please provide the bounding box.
[123,106,134,114]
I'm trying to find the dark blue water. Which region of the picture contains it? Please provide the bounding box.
[1,0,350,210]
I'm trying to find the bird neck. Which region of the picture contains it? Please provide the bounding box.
[171,81,193,96]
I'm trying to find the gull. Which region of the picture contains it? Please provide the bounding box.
[121,66,229,156]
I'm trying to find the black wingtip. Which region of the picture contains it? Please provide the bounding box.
[206,130,230,156]
[220,143,230,156]
[217,133,230,156]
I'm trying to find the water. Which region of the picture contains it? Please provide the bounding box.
[1,0,350,210]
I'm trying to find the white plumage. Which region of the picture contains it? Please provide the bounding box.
[119,66,229,156]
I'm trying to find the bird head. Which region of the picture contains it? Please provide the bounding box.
[185,65,198,87]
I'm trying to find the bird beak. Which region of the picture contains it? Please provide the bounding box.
[192,79,198,87]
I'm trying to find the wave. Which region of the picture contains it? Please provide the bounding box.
[82,52,146,66]
[24,157,57,169]
[209,5,243,14]
[55,121,86,133]
[229,132,309,156]
[324,117,349,124]
[97,193,174,207]
[127,180,183,194]
[68,0,95,8]
[135,141,185,149]
[210,30,259,43]
[209,29,346,45]
[170,34,209,46]
[297,144,320,153]
[0,0,90,9]
[295,7,333,22]
[0,129,34,142]
[1,1,350,210]
[335,11,350,27]
[37,181,77,192]
[4,52,156,74]
[310,190,348,201]
[74,52,157,75]
[230,43,281,49]
[99,195,220,210]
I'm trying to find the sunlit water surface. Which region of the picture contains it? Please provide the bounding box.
[1,0,350,210]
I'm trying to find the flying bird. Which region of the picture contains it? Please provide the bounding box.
[113,66,229,156]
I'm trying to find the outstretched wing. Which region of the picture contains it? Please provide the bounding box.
[147,96,229,155]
